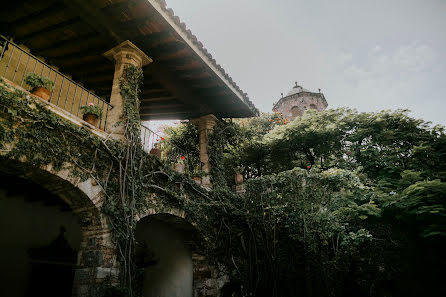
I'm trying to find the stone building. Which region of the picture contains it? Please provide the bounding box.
[273,82,327,120]
[0,1,258,296]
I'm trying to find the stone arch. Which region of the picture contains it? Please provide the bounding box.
[0,157,117,297]
[309,103,317,110]
[136,211,229,297]
[0,157,103,211]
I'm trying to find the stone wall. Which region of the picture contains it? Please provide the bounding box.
[274,92,327,120]
[192,253,229,297]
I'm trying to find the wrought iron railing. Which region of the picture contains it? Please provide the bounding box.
[0,36,112,130]
[141,124,185,158]
[141,124,163,154]
[141,124,200,174]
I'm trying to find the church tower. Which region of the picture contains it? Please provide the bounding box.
[273,82,328,120]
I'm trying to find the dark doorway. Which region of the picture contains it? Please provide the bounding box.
[0,172,81,297]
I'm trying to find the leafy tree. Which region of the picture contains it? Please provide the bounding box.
[164,109,446,297]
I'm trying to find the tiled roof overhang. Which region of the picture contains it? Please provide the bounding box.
[0,0,258,120]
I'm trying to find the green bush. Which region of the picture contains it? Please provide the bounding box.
[24,73,54,90]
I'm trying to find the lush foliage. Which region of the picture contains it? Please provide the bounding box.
[24,72,55,90]
[3,68,445,297]
[163,122,200,173]
[80,103,103,119]
[166,109,446,297]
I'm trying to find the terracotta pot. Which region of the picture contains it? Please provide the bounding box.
[83,113,99,127]
[31,87,51,101]
[150,148,161,158]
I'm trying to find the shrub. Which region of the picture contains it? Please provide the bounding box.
[24,73,54,90]
[80,102,103,119]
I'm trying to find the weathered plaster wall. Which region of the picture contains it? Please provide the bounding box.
[136,217,193,297]
[0,187,81,297]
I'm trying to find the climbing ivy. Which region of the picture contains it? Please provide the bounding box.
[0,71,209,296]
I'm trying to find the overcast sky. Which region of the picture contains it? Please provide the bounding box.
[165,0,446,126]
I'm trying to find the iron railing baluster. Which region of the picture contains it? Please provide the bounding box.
[0,39,8,59]
[12,50,23,83]
[3,44,15,77]
[63,83,71,110]
[70,86,79,114]
[20,54,31,86]
[56,77,65,106]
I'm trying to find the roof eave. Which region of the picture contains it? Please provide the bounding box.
[147,0,258,117]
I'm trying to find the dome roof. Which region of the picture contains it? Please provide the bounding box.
[286,83,309,97]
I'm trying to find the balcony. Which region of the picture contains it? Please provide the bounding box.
[0,36,186,160]
[0,36,112,130]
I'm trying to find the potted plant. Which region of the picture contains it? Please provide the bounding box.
[80,102,103,127]
[174,156,185,173]
[24,73,55,101]
[150,138,164,158]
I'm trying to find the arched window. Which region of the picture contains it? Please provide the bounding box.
[290,106,302,119]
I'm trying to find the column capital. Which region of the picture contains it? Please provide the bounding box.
[104,41,152,139]
[191,114,218,131]
[104,40,152,68]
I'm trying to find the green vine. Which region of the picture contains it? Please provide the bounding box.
[0,71,210,296]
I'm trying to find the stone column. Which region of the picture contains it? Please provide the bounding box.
[235,173,245,193]
[191,114,217,188]
[71,207,118,297]
[104,40,152,139]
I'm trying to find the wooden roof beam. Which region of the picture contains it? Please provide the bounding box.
[140,110,192,117]
[0,0,57,23]
[140,103,185,110]
[141,114,189,121]
[140,88,169,95]
[17,18,82,43]
[45,45,107,60]
[140,96,177,103]
[145,62,210,115]
[63,67,115,80]
[33,33,106,56]
[62,0,124,44]
[134,32,173,48]
[4,3,66,29]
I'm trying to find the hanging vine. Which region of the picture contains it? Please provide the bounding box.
[101,65,145,295]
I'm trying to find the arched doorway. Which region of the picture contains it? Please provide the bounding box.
[0,171,81,297]
[135,213,197,297]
